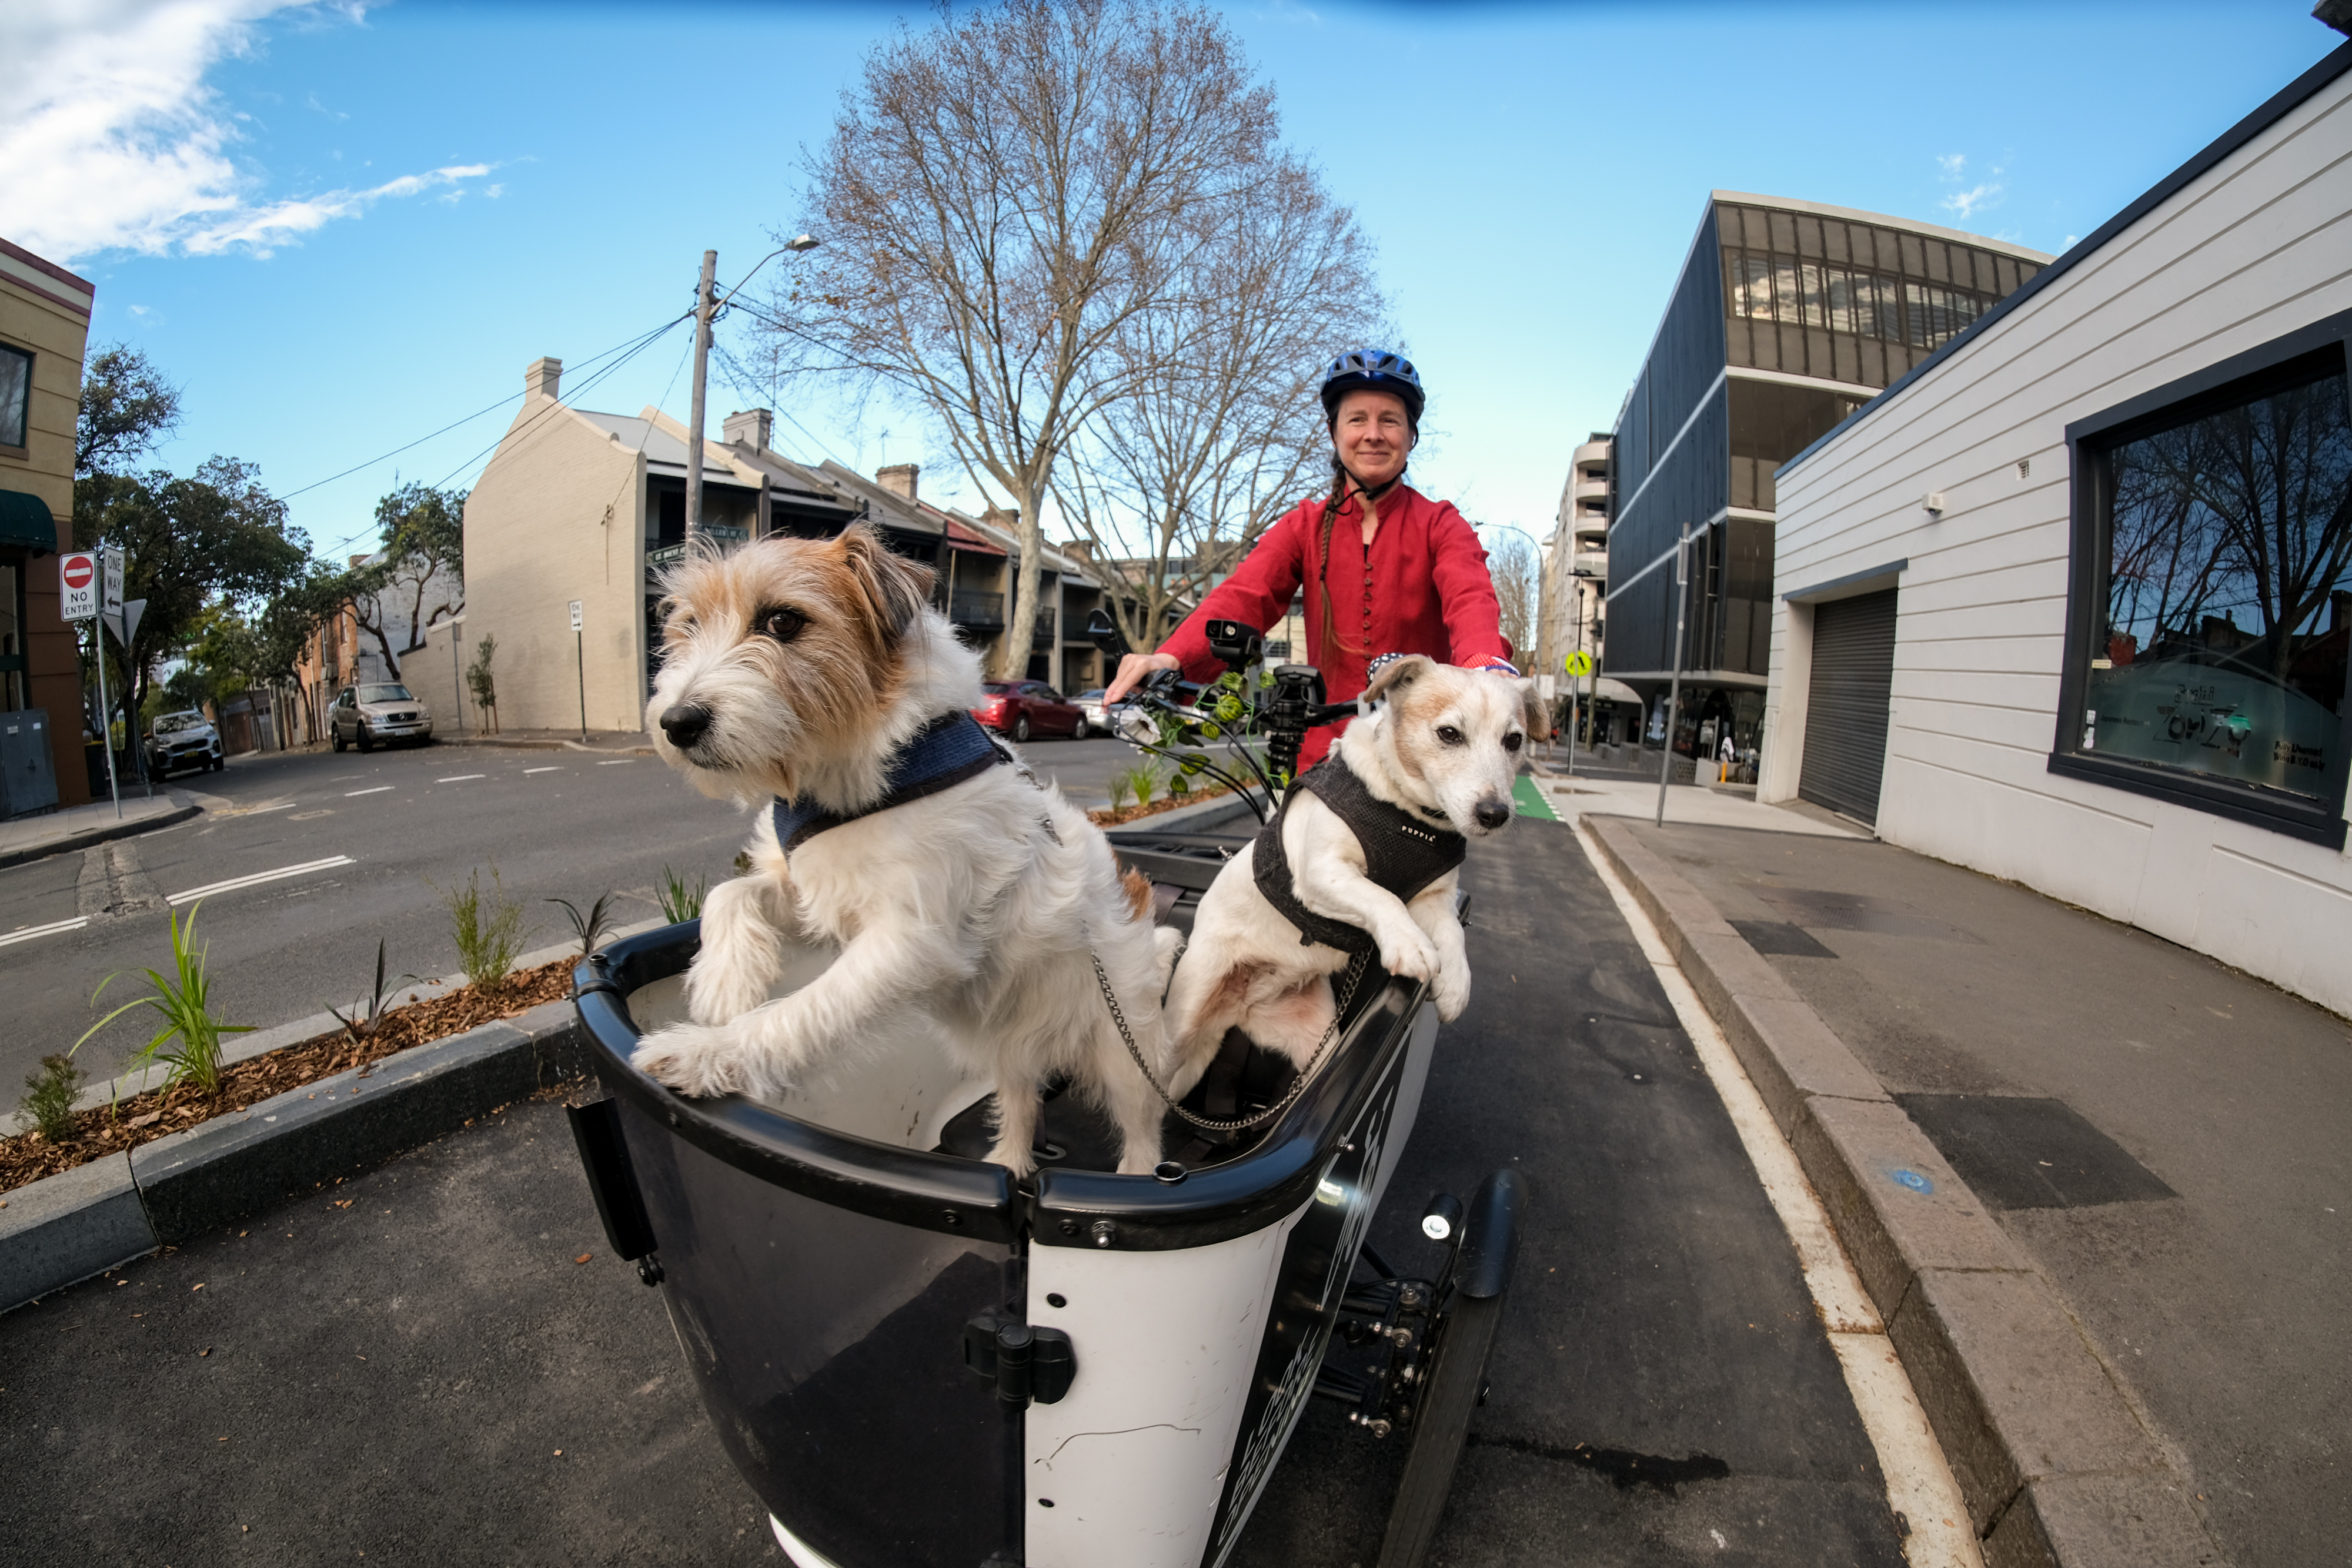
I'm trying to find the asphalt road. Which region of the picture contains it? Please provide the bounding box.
[0,730,1232,1099]
[0,741,754,1096]
[0,817,1910,1567]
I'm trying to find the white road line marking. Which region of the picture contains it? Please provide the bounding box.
[1575,823,1984,1568]
[168,855,356,907]
[524,767,561,775]
[211,799,297,818]
[344,786,393,797]
[0,915,89,948]
[436,774,486,783]
[596,759,634,765]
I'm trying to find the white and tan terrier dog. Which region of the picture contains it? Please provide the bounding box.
[1161,654,1540,1099]
[632,524,1178,1176]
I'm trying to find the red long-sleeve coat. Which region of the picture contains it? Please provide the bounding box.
[1160,483,1509,770]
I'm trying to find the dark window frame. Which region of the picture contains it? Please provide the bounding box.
[0,340,32,457]
[2053,306,2352,849]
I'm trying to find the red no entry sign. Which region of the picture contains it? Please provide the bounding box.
[60,551,99,621]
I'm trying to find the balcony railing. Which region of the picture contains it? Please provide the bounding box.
[949,589,1006,628]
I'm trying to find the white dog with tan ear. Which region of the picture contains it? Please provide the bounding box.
[629,524,1178,1176]
[1160,654,1540,1099]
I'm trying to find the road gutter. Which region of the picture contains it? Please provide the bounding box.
[1574,821,1984,1568]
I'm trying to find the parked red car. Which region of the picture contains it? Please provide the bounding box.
[973,681,1089,742]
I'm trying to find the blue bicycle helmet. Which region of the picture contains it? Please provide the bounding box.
[1319,348,1424,427]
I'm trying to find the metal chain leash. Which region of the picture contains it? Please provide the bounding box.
[1091,945,1373,1134]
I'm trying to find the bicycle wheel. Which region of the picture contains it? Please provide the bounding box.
[1375,1289,1504,1568]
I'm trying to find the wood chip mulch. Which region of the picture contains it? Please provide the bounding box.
[0,958,576,1197]
[1087,783,1238,827]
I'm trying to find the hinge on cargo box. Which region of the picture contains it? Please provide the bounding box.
[963,1308,1075,1406]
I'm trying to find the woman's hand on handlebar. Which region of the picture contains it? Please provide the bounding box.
[1102,651,1181,707]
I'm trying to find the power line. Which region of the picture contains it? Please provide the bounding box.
[308,315,687,561]
[422,316,688,493]
[285,313,687,505]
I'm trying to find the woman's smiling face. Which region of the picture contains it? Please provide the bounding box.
[1333,388,1414,490]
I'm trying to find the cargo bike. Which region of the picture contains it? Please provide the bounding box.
[566,623,1525,1568]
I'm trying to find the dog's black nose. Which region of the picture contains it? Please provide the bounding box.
[660,702,713,749]
[1474,800,1512,831]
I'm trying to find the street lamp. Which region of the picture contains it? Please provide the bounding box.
[685,235,820,544]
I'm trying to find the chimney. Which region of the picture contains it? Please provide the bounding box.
[526,357,562,401]
[877,463,919,502]
[1060,538,1092,563]
[983,504,1020,533]
[723,409,773,450]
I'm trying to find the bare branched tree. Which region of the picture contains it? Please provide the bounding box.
[755,0,1280,677]
[1058,153,1385,650]
[1485,531,1540,661]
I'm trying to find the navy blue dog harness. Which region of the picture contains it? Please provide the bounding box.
[770,710,1009,852]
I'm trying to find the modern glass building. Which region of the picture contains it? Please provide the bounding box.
[1603,192,2050,773]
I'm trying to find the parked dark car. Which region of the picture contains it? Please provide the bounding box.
[330,683,433,752]
[973,680,1086,742]
[145,710,224,777]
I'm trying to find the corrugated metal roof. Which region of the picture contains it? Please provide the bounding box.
[575,412,739,480]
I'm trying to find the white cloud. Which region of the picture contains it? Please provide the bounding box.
[1941,183,2003,221]
[0,1,490,263]
[189,163,493,254]
[1936,153,1967,178]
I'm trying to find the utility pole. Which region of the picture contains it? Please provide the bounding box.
[683,248,717,544]
[1655,530,1692,828]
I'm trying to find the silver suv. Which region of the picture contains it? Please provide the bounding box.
[146,710,223,777]
[330,683,433,753]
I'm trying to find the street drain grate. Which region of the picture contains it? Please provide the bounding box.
[1894,1094,2176,1211]
[1729,920,1838,958]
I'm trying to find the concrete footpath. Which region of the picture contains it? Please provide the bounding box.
[1566,781,2347,1568]
[0,787,201,871]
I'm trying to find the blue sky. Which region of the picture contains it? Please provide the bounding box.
[3,0,2340,565]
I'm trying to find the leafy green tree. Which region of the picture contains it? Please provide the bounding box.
[254,563,360,741]
[349,481,466,680]
[75,344,182,477]
[72,347,307,751]
[73,457,310,728]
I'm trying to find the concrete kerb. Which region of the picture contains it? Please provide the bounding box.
[4,921,671,1313]
[71,922,666,1114]
[1579,815,2225,1568]
[0,794,202,871]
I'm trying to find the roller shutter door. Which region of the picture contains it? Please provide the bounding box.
[1799,589,1897,824]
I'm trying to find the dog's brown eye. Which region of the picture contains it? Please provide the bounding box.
[1436,724,1464,746]
[757,607,807,643]
[1502,732,1523,753]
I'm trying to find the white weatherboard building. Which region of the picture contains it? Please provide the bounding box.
[1764,41,2352,1017]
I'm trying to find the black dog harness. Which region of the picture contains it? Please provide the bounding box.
[1252,758,1465,954]
[771,711,1008,852]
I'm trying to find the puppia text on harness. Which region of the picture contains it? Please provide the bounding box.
[1252,757,1466,951]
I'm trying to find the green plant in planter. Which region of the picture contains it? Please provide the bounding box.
[17,1054,85,1142]
[658,865,707,924]
[1115,666,1277,821]
[547,892,617,957]
[1112,760,1168,812]
[73,901,252,1097]
[326,940,417,1047]
[431,864,531,989]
